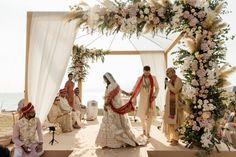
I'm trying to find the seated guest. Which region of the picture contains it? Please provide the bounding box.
[48,97,73,133]
[59,89,81,129]
[74,87,87,121]
[12,103,44,157]
[223,111,236,148]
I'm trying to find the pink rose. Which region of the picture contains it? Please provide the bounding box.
[197,69,207,78]
[198,111,203,115]
[183,11,190,19]
[189,18,199,27]
[198,11,206,19]
[201,42,209,52]
[150,6,156,13]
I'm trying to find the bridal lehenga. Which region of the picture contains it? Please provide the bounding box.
[95,72,147,148]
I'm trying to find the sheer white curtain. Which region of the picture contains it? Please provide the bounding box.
[27,12,77,122]
[140,52,166,112]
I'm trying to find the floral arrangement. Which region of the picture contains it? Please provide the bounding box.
[172,0,235,153]
[67,0,235,153]
[70,45,110,81]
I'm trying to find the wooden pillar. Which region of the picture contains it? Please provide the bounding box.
[164,32,185,54]
[78,80,82,103]
[164,31,185,70]
[24,12,32,105]
[164,53,168,69]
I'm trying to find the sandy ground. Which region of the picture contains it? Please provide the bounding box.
[0,112,13,137]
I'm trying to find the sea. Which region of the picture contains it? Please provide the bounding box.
[0,92,105,111]
[0,93,24,111]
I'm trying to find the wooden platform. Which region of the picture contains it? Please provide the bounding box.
[42,116,236,157]
[148,150,236,157]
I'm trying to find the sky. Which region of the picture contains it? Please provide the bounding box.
[0,0,235,93]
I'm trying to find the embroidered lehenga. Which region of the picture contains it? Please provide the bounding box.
[95,72,147,148]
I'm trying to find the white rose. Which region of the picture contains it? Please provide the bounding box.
[144,8,150,14]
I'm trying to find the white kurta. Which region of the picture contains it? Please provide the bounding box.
[59,96,80,126]
[59,96,73,112]
[133,76,159,119]
[48,104,73,132]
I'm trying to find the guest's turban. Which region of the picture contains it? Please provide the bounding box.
[59,89,67,93]
[21,102,34,114]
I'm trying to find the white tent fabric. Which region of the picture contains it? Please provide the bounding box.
[140,52,166,112]
[27,12,77,122]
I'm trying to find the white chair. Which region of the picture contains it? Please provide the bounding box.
[86,100,98,121]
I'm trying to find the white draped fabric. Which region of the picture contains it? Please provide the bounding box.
[140,52,166,112]
[27,12,77,122]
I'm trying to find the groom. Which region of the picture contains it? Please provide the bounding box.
[130,65,159,138]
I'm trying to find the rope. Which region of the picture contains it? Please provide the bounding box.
[128,38,140,53]
[85,34,103,47]
[107,33,117,50]
[156,34,172,41]
[75,33,91,39]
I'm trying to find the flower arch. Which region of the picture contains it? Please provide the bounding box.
[67,0,234,153]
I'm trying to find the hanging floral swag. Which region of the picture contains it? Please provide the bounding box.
[70,45,110,81]
[66,0,235,154]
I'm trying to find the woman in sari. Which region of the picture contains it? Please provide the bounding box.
[95,72,147,148]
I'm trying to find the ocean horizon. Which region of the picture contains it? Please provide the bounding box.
[0,92,105,111]
[0,92,24,111]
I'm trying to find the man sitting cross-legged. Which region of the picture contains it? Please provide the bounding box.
[48,96,74,133]
[58,89,81,129]
[12,103,44,157]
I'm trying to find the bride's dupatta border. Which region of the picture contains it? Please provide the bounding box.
[107,74,154,115]
[107,85,135,114]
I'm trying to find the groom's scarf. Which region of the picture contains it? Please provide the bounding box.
[106,85,135,114]
[106,74,154,114]
[131,74,154,109]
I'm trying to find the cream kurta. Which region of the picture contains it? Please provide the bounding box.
[163,76,183,141]
[48,104,73,132]
[164,77,183,125]
[133,76,159,119]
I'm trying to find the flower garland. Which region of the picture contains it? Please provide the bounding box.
[70,45,110,81]
[67,0,235,153]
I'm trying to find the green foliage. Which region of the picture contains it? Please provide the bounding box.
[70,45,110,81]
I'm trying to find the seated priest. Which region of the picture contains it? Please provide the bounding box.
[74,87,87,121]
[48,96,73,133]
[12,103,44,157]
[59,89,81,129]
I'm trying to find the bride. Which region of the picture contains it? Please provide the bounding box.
[95,72,147,148]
